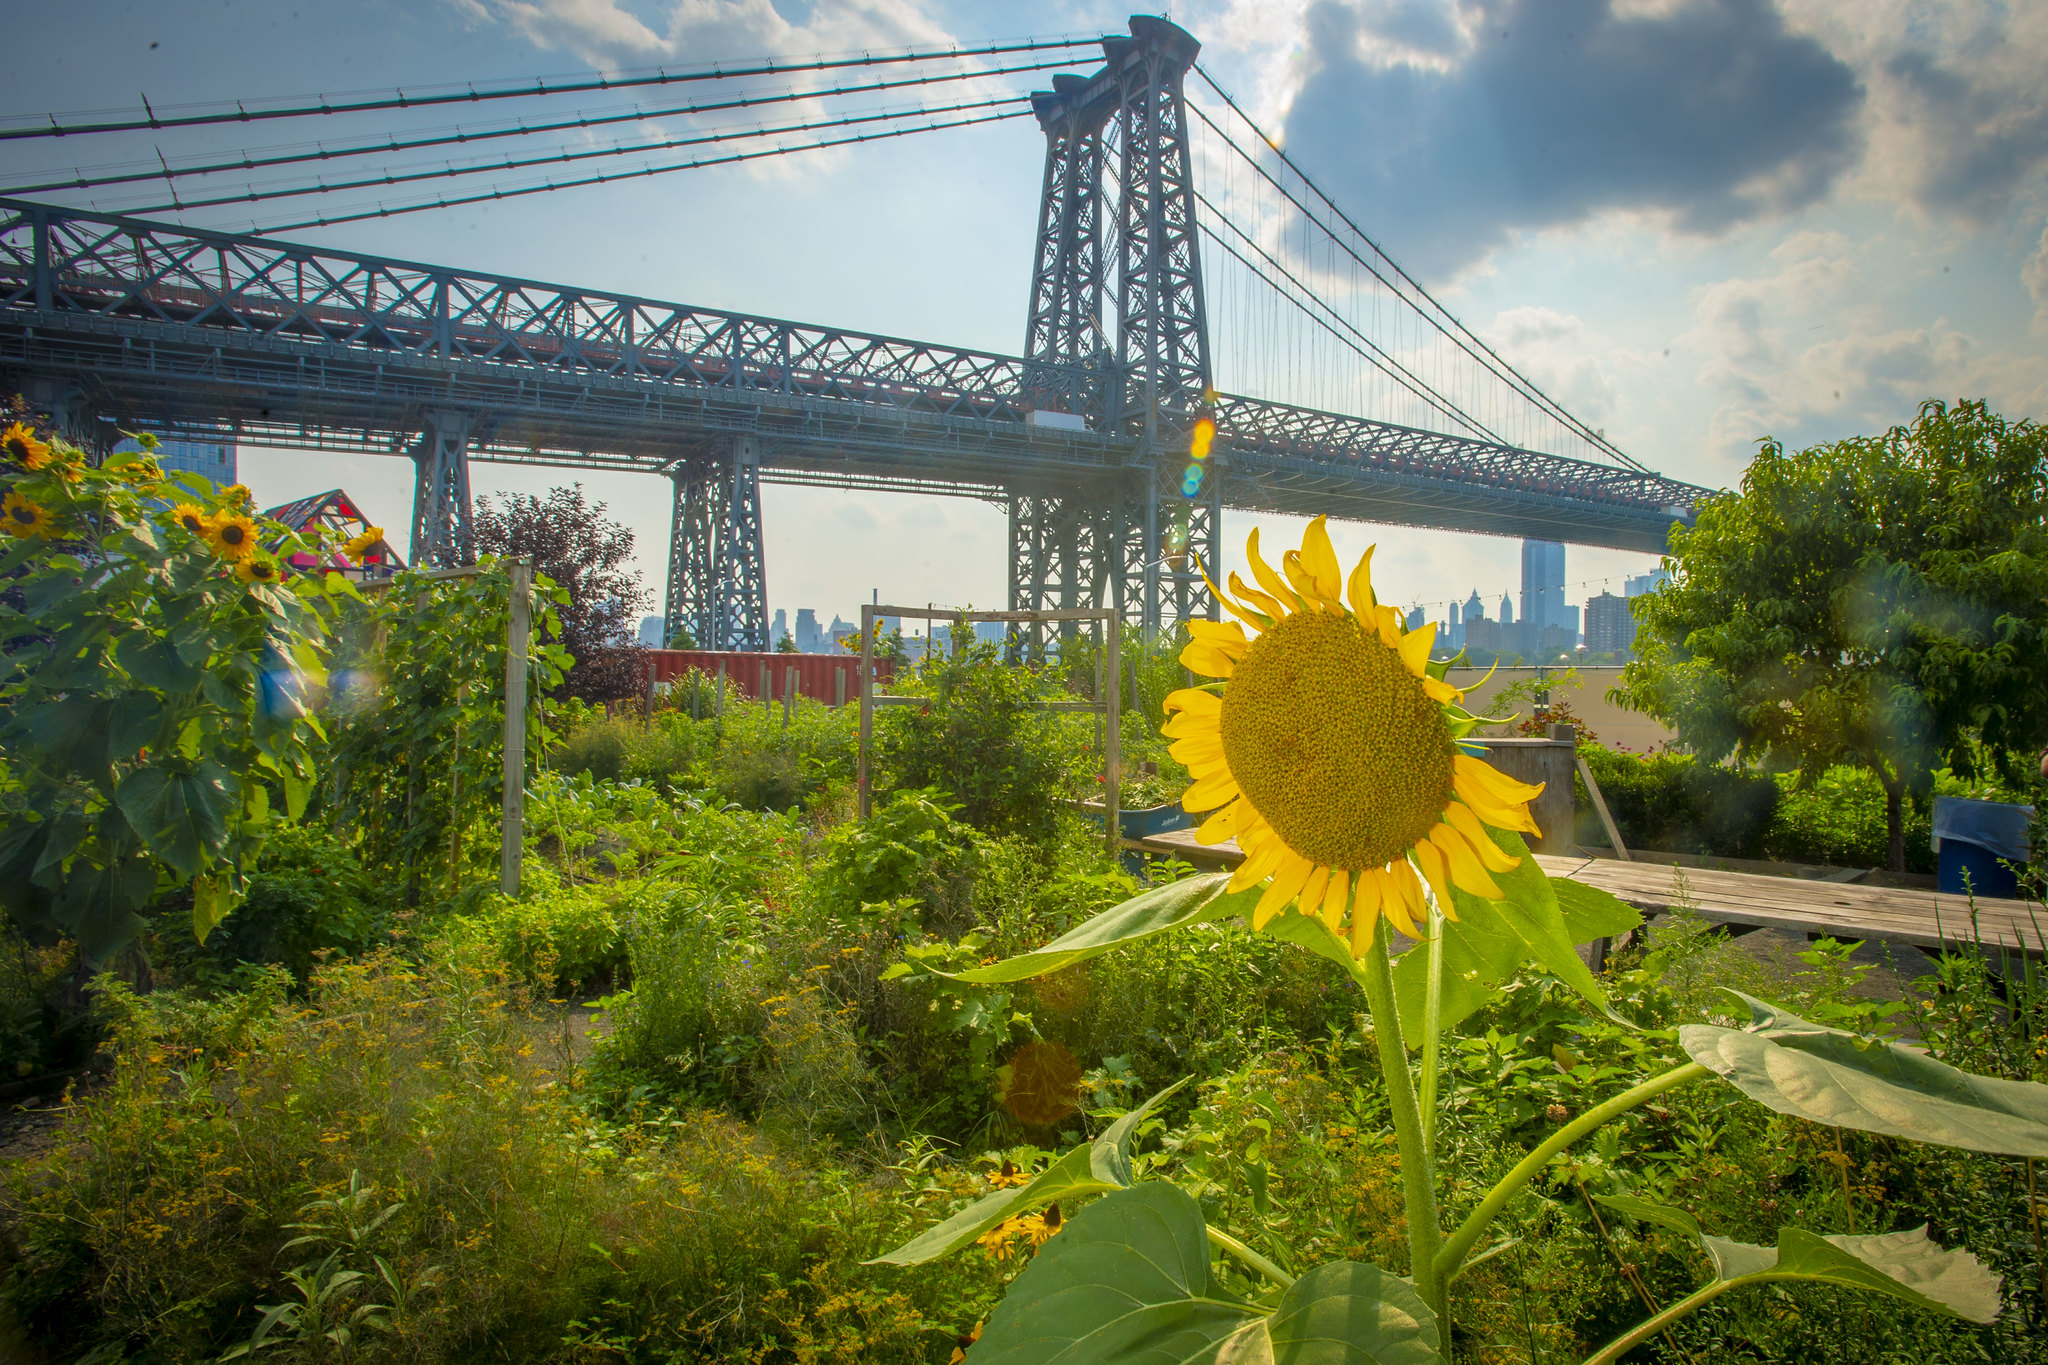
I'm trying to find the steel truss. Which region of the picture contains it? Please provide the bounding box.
[409,409,474,566]
[663,435,768,651]
[0,192,1705,619]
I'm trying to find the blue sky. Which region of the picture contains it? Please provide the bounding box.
[7,0,2044,629]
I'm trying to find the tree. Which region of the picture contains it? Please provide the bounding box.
[775,631,799,654]
[473,485,647,703]
[1617,400,2048,870]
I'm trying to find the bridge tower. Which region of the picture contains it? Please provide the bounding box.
[409,409,476,568]
[663,434,769,651]
[1013,15,1219,636]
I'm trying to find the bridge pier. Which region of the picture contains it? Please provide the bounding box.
[409,409,474,567]
[663,434,767,651]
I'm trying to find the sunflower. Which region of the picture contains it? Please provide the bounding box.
[207,513,259,561]
[1164,516,1545,957]
[1,422,51,471]
[1,491,53,539]
[172,503,215,538]
[220,483,255,509]
[235,554,282,584]
[342,525,384,559]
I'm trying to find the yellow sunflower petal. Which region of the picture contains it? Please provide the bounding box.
[1410,839,1456,916]
[1430,824,1503,899]
[1374,604,1402,648]
[1196,802,1243,846]
[1196,557,1274,631]
[1186,619,1248,652]
[1320,867,1350,934]
[1345,544,1378,619]
[1422,675,1462,704]
[1454,753,1545,805]
[1246,528,1304,613]
[1227,835,1288,892]
[1168,733,1225,766]
[1301,516,1344,602]
[1180,641,1238,678]
[1297,865,1331,920]
[1451,768,1543,836]
[1182,769,1243,813]
[1397,620,1436,677]
[1350,870,1384,955]
[1252,852,1316,929]
[1229,572,1291,623]
[1441,803,1524,872]
[1164,687,1222,718]
[1383,862,1429,936]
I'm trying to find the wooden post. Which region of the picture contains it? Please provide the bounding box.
[1105,610,1121,862]
[643,657,656,722]
[783,666,796,729]
[1578,755,1630,861]
[715,660,725,717]
[834,665,846,708]
[858,604,875,818]
[499,559,531,897]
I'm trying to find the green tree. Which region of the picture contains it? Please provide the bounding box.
[1618,399,2048,870]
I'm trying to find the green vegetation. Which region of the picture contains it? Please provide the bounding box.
[4,410,2048,1364]
[1619,399,2048,870]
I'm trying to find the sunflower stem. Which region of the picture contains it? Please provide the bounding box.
[1418,905,1446,1166]
[1352,934,1446,1347]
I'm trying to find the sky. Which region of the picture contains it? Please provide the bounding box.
[5,0,2044,630]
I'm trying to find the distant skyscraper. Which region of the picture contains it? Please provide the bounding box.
[637,615,664,647]
[1584,592,1636,657]
[771,608,788,648]
[1446,600,1463,649]
[1464,590,1485,623]
[1520,539,1567,638]
[1624,569,1670,598]
[795,608,823,653]
[1498,593,1514,627]
[1404,605,1425,631]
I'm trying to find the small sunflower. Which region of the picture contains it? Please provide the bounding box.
[116,457,163,484]
[342,525,384,559]
[207,513,259,561]
[235,554,282,584]
[220,483,255,509]
[1,422,51,470]
[172,503,215,538]
[1164,516,1545,957]
[50,458,83,486]
[1,491,53,539]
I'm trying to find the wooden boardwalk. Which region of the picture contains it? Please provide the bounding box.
[1134,828,2047,956]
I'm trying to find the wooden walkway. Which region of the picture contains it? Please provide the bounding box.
[1134,829,2047,956]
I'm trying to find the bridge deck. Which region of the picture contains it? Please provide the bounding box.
[1134,828,2046,956]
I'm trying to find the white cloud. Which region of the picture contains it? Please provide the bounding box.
[1482,305,1623,429]
[455,0,955,69]
[2025,222,2048,332]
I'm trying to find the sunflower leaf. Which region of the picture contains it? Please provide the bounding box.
[951,874,1256,984]
[1391,832,1625,1046]
[1680,993,2048,1157]
[964,1183,1443,1364]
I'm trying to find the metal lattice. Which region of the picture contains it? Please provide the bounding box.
[409,409,473,566]
[663,436,767,651]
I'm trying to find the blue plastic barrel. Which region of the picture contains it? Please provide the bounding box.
[1931,796,2033,899]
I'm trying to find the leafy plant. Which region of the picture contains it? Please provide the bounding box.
[878,855,2044,1361]
[0,426,345,959]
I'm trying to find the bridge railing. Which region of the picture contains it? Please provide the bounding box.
[0,198,1103,425]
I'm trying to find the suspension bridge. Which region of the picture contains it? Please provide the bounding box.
[0,15,1704,647]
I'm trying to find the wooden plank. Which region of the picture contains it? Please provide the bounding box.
[1137,828,2045,955]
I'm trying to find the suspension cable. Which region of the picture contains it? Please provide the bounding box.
[244,106,1030,235]
[0,35,1098,142]
[5,57,1079,198]
[1190,64,1649,473]
[1197,194,1501,444]
[118,93,1032,216]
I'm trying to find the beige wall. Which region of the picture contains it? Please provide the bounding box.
[1444,666,1676,754]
